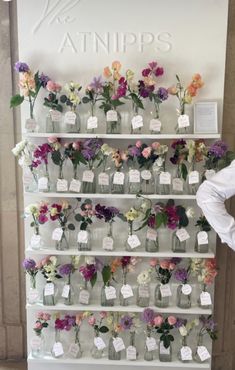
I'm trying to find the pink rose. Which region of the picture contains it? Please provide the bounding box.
[37,312,44,320]
[136,140,142,148]
[142,147,152,159]
[151,142,160,150]
[46,80,61,93]
[34,322,42,329]
[121,151,128,161]
[130,257,138,266]
[169,263,176,270]
[72,141,81,150]
[43,313,51,321]
[54,83,62,93]
[160,260,169,269]
[48,136,58,144]
[154,315,163,326]
[168,316,177,326]
[100,311,107,319]
[64,142,70,148]
[149,258,158,267]
[88,316,96,326]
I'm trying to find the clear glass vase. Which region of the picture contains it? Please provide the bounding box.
[29,226,43,250]
[27,275,40,305]
[56,165,68,192]
[70,328,83,359]
[108,332,121,360]
[130,104,143,134]
[177,284,192,309]
[62,275,75,305]
[119,271,130,306]
[175,108,190,134]
[82,169,96,193]
[172,229,186,253]
[149,109,162,134]
[111,169,125,194]
[51,329,64,358]
[178,336,192,362]
[195,231,209,253]
[141,170,154,194]
[159,341,172,362]
[137,283,150,307]
[125,221,141,252]
[101,283,115,307]
[145,228,159,252]
[97,157,110,193]
[128,162,141,194]
[78,280,90,305]
[102,222,114,251]
[156,170,171,195]
[55,226,70,251]
[106,109,121,134]
[154,283,170,308]
[78,228,92,251]
[46,110,61,133]
[38,165,51,193]
[127,331,138,361]
[31,332,45,358]
[198,284,212,309]
[86,105,98,133]
[172,166,184,194]
[23,168,38,193]
[25,112,38,133]
[65,110,80,133]
[91,333,104,359]
[43,281,57,306]
[193,333,211,363]
[69,165,81,193]
[144,329,154,361]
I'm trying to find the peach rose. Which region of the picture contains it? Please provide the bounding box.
[103,66,112,78]
[112,61,121,72]
[88,316,96,326]
[168,86,178,95]
[151,142,161,150]
[168,316,177,326]
[169,263,176,270]
[142,147,152,159]
[160,260,169,269]
[149,258,158,267]
[154,315,164,326]
[136,140,142,148]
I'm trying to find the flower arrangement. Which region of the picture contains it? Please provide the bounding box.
[39,256,61,282]
[135,141,159,170]
[59,256,80,283]
[43,80,62,112]
[32,143,52,182]
[174,267,191,284]
[111,148,127,169]
[25,202,49,231]
[176,317,199,337]
[192,258,218,286]
[137,270,151,285]
[165,200,192,230]
[49,201,76,230]
[12,140,37,183]
[81,138,103,170]
[140,308,156,335]
[150,258,181,284]
[198,315,218,341]
[154,315,176,349]
[75,199,94,230]
[95,204,120,223]
[33,312,51,336]
[48,137,68,181]
[79,257,100,287]
[170,139,189,180]
[203,140,235,172]
[60,82,82,111]
[87,311,109,335]
[64,141,87,179]
[22,258,39,288]
[82,76,104,116]
[186,140,206,170]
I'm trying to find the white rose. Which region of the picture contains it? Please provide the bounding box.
[85,256,95,265]
[186,207,195,218]
[50,256,57,266]
[155,157,164,167]
[179,325,188,336]
[137,270,151,284]
[21,155,32,167]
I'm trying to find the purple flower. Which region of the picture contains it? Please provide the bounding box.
[14,61,29,73]
[59,263,73,276]
[64,315,76,330]
[147,214,155,228]
[95,204,119,222]
[155,67,164,77]
[82,138,103,161]
[170,257,182,265]
[156,87,168,101]
[33,143,52,165]
[39,73,50,88]
[128,145,141,158]
[174,268,189,283]
[142,68,151,77]
[175,318,187,328]
[55,318,66,330]
[149,61,158,70]
[120,315,133,330]
[138,80,154,98]
[22,258,36,271]
[208,140,228,159]
[79,264,96,281]
[89,76,104,94]
[120,256,131,267]
[141,308,155,324]
[95,257,104,272]
[171,139,186,150]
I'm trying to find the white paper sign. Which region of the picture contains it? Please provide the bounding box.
[121,284,134,299]
[56,179,68,192]
[126,345,137,360]
[77,230,88,243]
[150,118,161,132]
[113,337,125,352]
[28,289,39,303]
[44,283,54,296]
[105,286,116,300]
[176,228,190,242]
[197,346,211,362]
[181,346,193,361]
[129,169,140,183]
[94,337,106,350]
[98,172,109,186]
[102,236,114,250]
[31,336,42,351]
[113,172,125,185]
[106,110,118,122]
[189,170,199,184]
[64,111,76,125]
[160,341,170,354]
[132,115,144,129]
[146,337,157,351]
[62,284,70,298]
[127,234,141,249]
[200,292,212,306]
[82,170,94,183]
[23,171,33,185]
[205,169,216,180]
[79,289,90,304]
[68,343,80,358]
[160,172,171,184]
[52,228,63,241]
[25,118,37,131]
[178,114,190,128]
[160,284,172,297]
[173,178,184,192]
[197,231,209,245]
[50,110,62,122]
[30,234,41,248]
[87,116,98,129]
[141,170,152,180]
[146,228,157,241]
[139,285,150,298]
[181,284,192,295]
[53,342,64,357]
[69,179,81,192]
[38,176,48,191]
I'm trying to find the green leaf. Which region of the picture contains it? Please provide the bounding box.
[80,222,87,230]
[60,95,68,104]
[180,163,188,181]
[82,96,90,104]
[10,94,24,108]
[67,223,75,231]
[90,272,97,287]
[51,150,62,166]
[99,326,109,333]
[102,265,111,284]
[75,214,83,222]
[74,151,87,165]
[30,222,35,227]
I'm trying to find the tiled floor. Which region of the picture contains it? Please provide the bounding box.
[0,362,27,370]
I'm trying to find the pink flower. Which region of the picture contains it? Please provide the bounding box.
[149,61,158,70]
[151,142,160,150]
[155,67,164,77]
[150,258,158,267]
[88,316,96,326]
[168,316,177,326]
[72,141,81,150]
[43,313,51,321]
[121,151,128,161]
[48,136,58,144]
[64,142,70,148]
[100,311,107,319]
[130,257,138,266]
[142,147,152,159]
[169,263,176,270]
[136,140,142,148]
[154,315,163,326]
[37,312,44,320]
[46,80,61,93]
[160,260,169,269]
[34,322,42,329]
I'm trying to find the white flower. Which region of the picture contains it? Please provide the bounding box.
[21,155,32,167]
[155,157,164,167]
[186,207,195,218]
[101,143,113,156]
[179,325,188,336]
[72,255,80,267]
[49,256,57,266]
[137,270,151,284]
[85,256,95,265]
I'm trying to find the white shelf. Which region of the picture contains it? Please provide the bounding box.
[25,133,221,140]
[27,303,212,315]
[28,354,210,367]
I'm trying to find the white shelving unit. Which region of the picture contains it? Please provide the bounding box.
[25,192,197,199]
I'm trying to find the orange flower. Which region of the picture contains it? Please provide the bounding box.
[192,73,202,81]
[168,86,178,95]
[113,70,121,81]
[112,61,121,72]
[103,66,112,78]
[187,84,197,97]
[111,258,121,273]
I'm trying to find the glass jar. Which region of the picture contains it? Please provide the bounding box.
[43,281,57,306]
[82,169,96,193]
[128,160,141,194]
[78,280,90,305]
[25,114,38,133]
[29,226,43,250]
[172,166,184,194]
[145,228,159,252]
[102,222,114,251]
[91,332,105,359]
[195,230,209,253]
[144,328,154,361]
[119,271,130,306]
[27,275,40,305]
[125,221,141,252]
[69,165,82,193]
[126,331,138,361]
[31,332,45,358]
[78,227,92,251]
[71,327,83,359]
[111,168,125,194]
[23,168,38,193]
[86,105,98,134]
[141,169,154,194]
[198,284,212,309]
[193,333,211,363]
[178,336,192,363]
[177,284,192,309]
[101,283,115,307]
[55,226,70,251]
[172,229,186,253]
[175,108,190,134]
[46,109,61,133]
[130,103,143,134]
[62,275,75,305]
[38,165,51,193]
[154,283,170,308]
[137,283,150,307]
[97,159,110,194]
[149,108,162,134]
[108,332,122,360]
[56,165,68,193]
[159,341,172,362]
[106,108,121,134]
[65,110,81,133]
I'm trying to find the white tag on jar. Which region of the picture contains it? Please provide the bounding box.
[50,110,62,122]
[197,231,209,245]
[77,230,88,243]
[94,337,106,350]
[126,345,137,360]
[52,228,63,241]
[197,346,211,362]
[178,114,190,128]
[62,284,70,298]
[132,115,144,129]
[98,172,109,186]
[106,110,117,122]
[23,171,33,185]
[64,111,76,125]
[31,336,42,351]
[113,337,125,352]
[44,282,54,296]
[56,179,68,192]
[189,170,199,184]
[38,177,48,191]
[82,170,94,183]
[139,284,149,297]
[127,234,141,249]
[30,234,41,248]
[105,286,116,300]
[129,169,140,183]
[146,228,157,241]
[121,284,134,299]
[181,284,192,295]
[28,289,40,303]
[102,236,114,251]
[69,179,81,192]
[160,341,170,354]
[25,118,37,131]
[113,172,125,185]
[79,289,90,305]
[181,346,193,361]
[87,116,98,129]
[176,228,190,242]
[68,343,80,358]
[205,169,216,180]
[53,342,64,357]
[172,178,183,192]
[141,170,152,180]
[160,283,172,298]
[160,172,171,184]
[200,291,212,306]
[146,337,157,352]
[150,118,161,132]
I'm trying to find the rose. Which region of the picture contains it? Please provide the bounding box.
[112,61,121,72]
[48,136,58,144]
[136,140,142,148]
[103,67,112,78]
[37,312,44,320]
[169,263,176,270]
[88,316,96,326]
[149,258,158,267]
[179,325,188,336]
[154,315,164,326]
[142,147,152,159]
[168,86,178,95]
[168,316,177,326]
[43,313,51,321]
[151,142,161,150]
[34,322,42,329]
[100,311,107,319]
[160,260,169,269]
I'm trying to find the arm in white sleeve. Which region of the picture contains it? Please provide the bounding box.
[196,160,235,251]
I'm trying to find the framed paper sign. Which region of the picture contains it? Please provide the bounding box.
[194,102,218,134]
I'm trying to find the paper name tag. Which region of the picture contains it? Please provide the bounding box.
[103,236,114,251]
[121,284,134,299]
[44,283,54,296]
[160,172,171,184]
[113,172,125,185]
[205,169,216,180]
[160,341,170,354]
[141,170,152,180]
[79,289,90,305]
[25,118,37,130]
[178,114,190,128]
[30,234,41,248]
[129,169,140,183]
[50,110,62,122]
[52,228,63,241]
[28,289,39,303]
[87,116,98,129]
[69,179,81,192]
[189,171,199,184]
[132,115,144,129]
[197,346,211,362]
[146,228,157,241]
[105,286,116,300]
[94,337,106,350]
[53,342,64,357]
[150,118,161,132]
[200,291,212,306]
[68,343,80,358]
[113,337,125,352]
[127,346,137,360]
[62,284,70,298]
[181,284,192,295]
[160,283,172,298]
[139,285,150,298]
[23,171,33,185]
[98,172,109,186]
[176,228,190,242]
[77,230,88,243]
[106,110,118,122]
[127,234,141,249]
[197,231,209,245]
[173,178,184,192]
[64,111,76,125]
[146,337,157,351]
[31,336,42,351]
[57,179,68,192]
[82,170,94,183]
[181,346,192,361]
[38,177,48,191]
